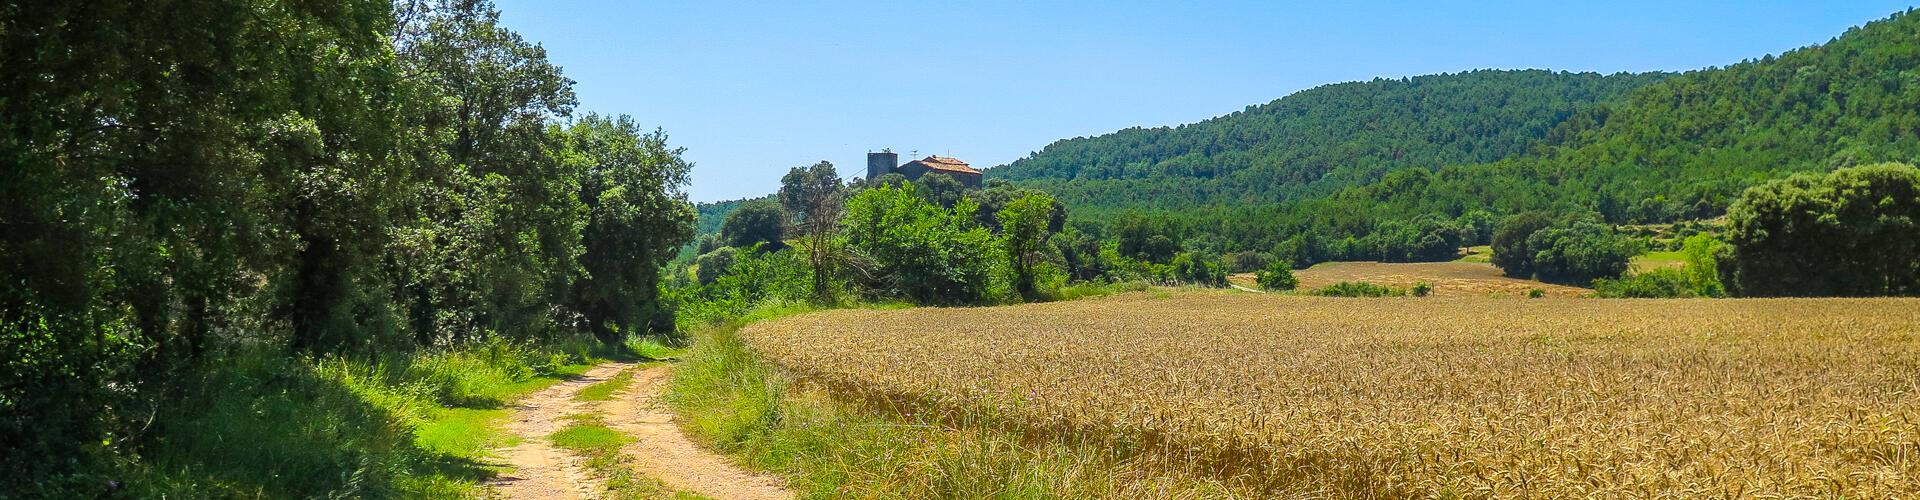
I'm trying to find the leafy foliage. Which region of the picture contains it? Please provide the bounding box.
[1309,282,1407,297]
[1255,261,1299,291]
[1492,214,1639,285]
[0,0,694,488]
[998,192,1062,298]
[842,184,1001,305]
[720,199,790,251]
[1723,163,1920,296]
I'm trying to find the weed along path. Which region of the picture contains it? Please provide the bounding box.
[605,365,794,500]
[490,361,793,500]
[491,363,625,499]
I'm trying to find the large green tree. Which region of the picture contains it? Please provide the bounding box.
[0,0,697,486]
[998,192,1060,298]
[721,199,790,250]
[1724,163,1920,296]
[564,115,695,342]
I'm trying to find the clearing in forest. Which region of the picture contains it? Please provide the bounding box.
[744,291,1920,498]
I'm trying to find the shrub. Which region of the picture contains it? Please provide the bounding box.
[1411,282,1433,297]
[842,183,998,305]
[1171,252,1227,287]
[1527,288,1546,298]
[1311,282,1405,297]
[694,247,738,285]
[1593,268,1697,298]
[1255,260,1298,291]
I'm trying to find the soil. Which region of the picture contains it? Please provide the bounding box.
[488,362,794,500]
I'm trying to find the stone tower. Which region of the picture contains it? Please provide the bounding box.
[866,150,898,180]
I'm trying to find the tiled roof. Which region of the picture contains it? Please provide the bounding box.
[909,156,980,174]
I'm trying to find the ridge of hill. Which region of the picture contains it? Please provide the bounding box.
[988,69,1670,217]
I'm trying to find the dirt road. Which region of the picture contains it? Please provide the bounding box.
[489,362,793,499]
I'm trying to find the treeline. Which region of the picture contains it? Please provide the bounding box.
[2,0,692,489]
[993,10,1920,280]
[1487,162,1920,297]
[672,166,1234,326]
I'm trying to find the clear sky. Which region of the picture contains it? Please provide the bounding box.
[492,1,1915,203]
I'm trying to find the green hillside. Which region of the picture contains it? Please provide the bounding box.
[999,9,1920,261]
[989,69,1669,217]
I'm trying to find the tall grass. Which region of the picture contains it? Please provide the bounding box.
[112,334,660,498]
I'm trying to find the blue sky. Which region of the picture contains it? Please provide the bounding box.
[492,1,1914,202]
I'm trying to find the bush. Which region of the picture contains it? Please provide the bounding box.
[1171,252,1227,287]
[1593,268,1697,298]
[1527,288,1546,298]
[1310,282,1406,297]
[1411,282,1433,297]
[694,247,738,285]
[842,183,999,305]
[1255,260,1298,291]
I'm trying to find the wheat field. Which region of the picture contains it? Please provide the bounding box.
[742,291,1920,498]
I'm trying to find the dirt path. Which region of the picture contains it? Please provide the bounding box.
[489,362,793,500]
[605,365,794,500]
[490,363,627,499]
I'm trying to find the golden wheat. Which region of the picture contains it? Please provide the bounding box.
[741,291,1920,498]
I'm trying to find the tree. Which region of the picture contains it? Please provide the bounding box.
[1114,212,1182,263]
[1724,163,1920,296]
[842,183,996,305]
[1256,260,1299,291]
[779,161,846,303]
[998,192,1060,298]
[917,172,968,208]
[1525,220,1637,285]
[695,247,738,285]
[1679,233,1727,297]
[1491,211,1554,277]
[720,199,789,251]
[565,115,695,343]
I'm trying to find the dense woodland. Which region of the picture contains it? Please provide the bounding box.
[3,0,692,493]
[986,11,1920,272]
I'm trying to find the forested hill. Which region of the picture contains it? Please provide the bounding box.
[987,69,1670,217]
[1272,7,1920,229]
[996,8,1920,260]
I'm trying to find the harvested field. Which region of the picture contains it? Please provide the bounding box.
[1231,260,1591,297]
[744,292,1920,498]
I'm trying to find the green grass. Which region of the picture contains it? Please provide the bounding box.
[551,414,633,451]
[415,407,515,458]
[1047,281,1149,301]
[575,369,637,401]
[1455,245,1493,263]
[665,316,1238,498]
[114,334,678,498]
[549,414,675,499]
[1631,250,1687,272]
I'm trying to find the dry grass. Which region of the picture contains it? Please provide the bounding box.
[743,291,1920,498]
[1230,261,1592,297]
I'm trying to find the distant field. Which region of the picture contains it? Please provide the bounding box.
[746,292,1920,498]
[1631,250,1688,273]
[1230,260,1591,297]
